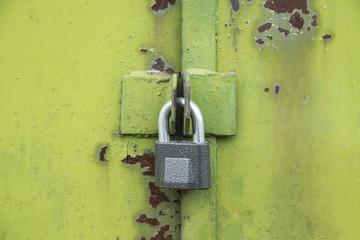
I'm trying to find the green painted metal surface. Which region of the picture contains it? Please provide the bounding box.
[188,68,236,136]
[121,72,172,135]
[1,0,360,239]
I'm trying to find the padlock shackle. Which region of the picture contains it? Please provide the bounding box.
[158,97,205,143]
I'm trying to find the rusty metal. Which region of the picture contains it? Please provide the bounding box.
[182,72,191,136]
[169,74,177,135]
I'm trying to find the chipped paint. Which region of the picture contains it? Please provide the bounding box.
[99,146,108,162]
[255,0,318,46]
[229,0,240,12]
[149,58,175,75]
[122,153,180,239]
[152,0,176,12]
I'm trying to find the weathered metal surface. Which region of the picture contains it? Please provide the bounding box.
[120,71,172,135]
[1,0,360,239]
[181,136,217,240]
[188,68,237,136]
[169,74,177,135]
[0,0,182,239]
[182,72,191,136]
[216,0,360,239]
[182,0,217,71]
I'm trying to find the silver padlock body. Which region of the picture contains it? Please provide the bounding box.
[155,141,210,190]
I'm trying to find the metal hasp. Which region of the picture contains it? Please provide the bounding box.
[155,97,210,190]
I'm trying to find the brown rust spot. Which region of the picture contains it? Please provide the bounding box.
[152,0,176,12]
[256,39,265,45]
[278,27,289,36]
[267,35,273,40]
[165,68,175,74]
[152,58,165,72]
[311,15,318,27]
[173,200,180,204]
[122,154,155,176]
[258,22,272,33]
[307,27,311,31]
[322,34,332,40]
[159,211,165,216]
[141,238,146,240]
[229,0,239,11]
[175,223,181,230]
[275,85,280,94]
[264,88,270,92]
[136,214,160,226]
[150,225,172,240]
[140,49,148,53]
[264,0,309,14]
[99,146,108,162]
[149,181,170,208]
[289,12,304,30]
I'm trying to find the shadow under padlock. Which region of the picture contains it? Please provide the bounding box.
[155,97,210,190]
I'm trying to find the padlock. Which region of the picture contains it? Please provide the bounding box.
[155,97,210,190]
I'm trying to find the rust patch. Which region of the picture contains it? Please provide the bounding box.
[311,15,318,27]
[322,34,332,40]
[151,0,176,12]
[122,154,155,176]
[166,68,175,74]
[289,12,304,30]
[278,27,289,36]
[275,85,280,94]
[175,223,181,230]
[264,0,309,14]
[137,214,160,226]
[258,22,272,33]
[229,0,239,11]
[122,153,180,240]
[256,39,265,45]
[149,181,170,208]
[264,88,270,92]
[99,146,108,162]
[150,225,172,240]
[152,58,165,72]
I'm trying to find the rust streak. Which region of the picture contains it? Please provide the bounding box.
[136,214,160,226]
[149,181,170,208]
[99,146,108,162]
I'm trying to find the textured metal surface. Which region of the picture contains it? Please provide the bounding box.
[169,74,178,135]
[155,141,210,189]
[182,72,191,136]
